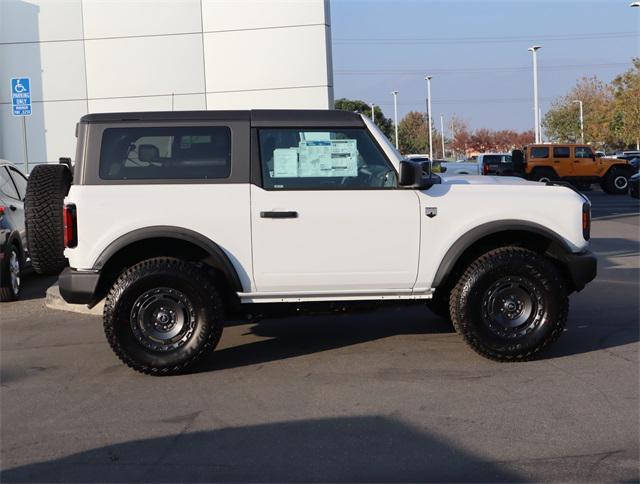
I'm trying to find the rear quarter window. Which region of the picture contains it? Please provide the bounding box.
[99,126,231,180]
[530,147,549,159]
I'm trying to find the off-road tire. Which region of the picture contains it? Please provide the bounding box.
[0,243,22,302]
[601,167,629,195]
[103,257,224,376]
[450,246,568,362]
[529,168,557,184]
[25,164,71,275]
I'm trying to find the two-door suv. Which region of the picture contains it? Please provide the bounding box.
[56,110,596,375]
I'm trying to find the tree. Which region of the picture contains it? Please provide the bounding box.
[334,98,394,140]
[542,76,616,149]
[611,58,640,149]
[398,111,428,154]
[449,115,471,158]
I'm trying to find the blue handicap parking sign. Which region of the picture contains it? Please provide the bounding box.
[11,77,32,116]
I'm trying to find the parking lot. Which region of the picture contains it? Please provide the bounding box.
[1,189,638,482]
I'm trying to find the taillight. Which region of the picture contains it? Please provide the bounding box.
[63,204,77,248]
[483,163,490,175]
[0,206,5,221]
[582,202,591,241]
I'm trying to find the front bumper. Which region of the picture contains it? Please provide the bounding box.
[560,250,597,292]
[58,267,100,305]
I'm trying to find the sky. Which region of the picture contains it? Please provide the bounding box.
[330,0,640,133]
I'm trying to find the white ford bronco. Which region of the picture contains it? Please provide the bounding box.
[56,110,596,375]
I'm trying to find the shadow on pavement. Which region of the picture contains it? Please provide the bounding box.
[1,416,523,482]
[15,274,57,301]
[198,307,452,373]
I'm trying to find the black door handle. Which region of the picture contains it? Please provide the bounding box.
[9,205,17,211]
[260,211,298,219]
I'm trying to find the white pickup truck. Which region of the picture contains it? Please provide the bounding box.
[406,154,480,175]
[27,109,596,375]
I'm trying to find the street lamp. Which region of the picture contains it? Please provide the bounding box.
[440,114,446,159]
[425,76,433,160]
[572,100,584,144]
[630,2,640,6]
[391,91,399,149]
[528,45,542,143]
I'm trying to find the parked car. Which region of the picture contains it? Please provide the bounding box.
[405,154,480,175]
[614,150,640,159]
[477,153,515,176]
[0,160,28,301]
[521,144,635,194]
[629,172,639,199]
[49,109,596,375]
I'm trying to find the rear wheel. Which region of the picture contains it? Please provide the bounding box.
[0,243,22,302]
[450,247,568,362]
[25,164,71,274]
[103,258,224,375]
[601,167,629,195]
[530,168,557,184]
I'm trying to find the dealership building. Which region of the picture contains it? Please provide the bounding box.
[0,0,334,169]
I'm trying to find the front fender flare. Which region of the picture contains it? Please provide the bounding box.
[432,220,574,288]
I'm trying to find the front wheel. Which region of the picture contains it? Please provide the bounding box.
[103,258,224,375]
[450,247,568,361]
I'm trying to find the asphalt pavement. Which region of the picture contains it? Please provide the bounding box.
[1,190,638,482]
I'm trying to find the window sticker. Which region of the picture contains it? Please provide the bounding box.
[298,140,332,177]
[330,139,358,177]
[273,148,299,178]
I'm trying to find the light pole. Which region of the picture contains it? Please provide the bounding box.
[370,103,375,123]
[425,76,433,160]
[440,114,446,159]
[633,3,640,148]
[572,100,584,143]
[528,45,542,143]
[391,91,399,149]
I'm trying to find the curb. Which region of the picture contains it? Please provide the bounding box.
[45,283,103,316]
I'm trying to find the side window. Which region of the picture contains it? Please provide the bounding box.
[553,147,570,158]
[503,155,512,163]
[258,128,397,190]
[575,146,594,159]
[530,147,549,159]
[0,167,20,200]
[99,126,231,180]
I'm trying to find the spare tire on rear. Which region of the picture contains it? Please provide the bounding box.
[25,164,72,275]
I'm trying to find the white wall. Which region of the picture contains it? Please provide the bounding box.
[0,0,333,167]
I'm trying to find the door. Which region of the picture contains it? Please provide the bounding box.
[551,146,572,176]
[250,127,421,294]
[1,167,26,241]
[573,145,597,177]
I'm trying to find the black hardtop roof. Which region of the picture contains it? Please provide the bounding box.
[79,109,364,127]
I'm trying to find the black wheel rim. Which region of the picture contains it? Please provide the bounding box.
[130,287,196,352]
[481,276,543,338]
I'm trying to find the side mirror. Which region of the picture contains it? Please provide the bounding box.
[399,160,441,189]
[512,149,525,174]
[138,144,159,163]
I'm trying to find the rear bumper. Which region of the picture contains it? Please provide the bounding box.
[560,250,597,292]
[58,267,100,304]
